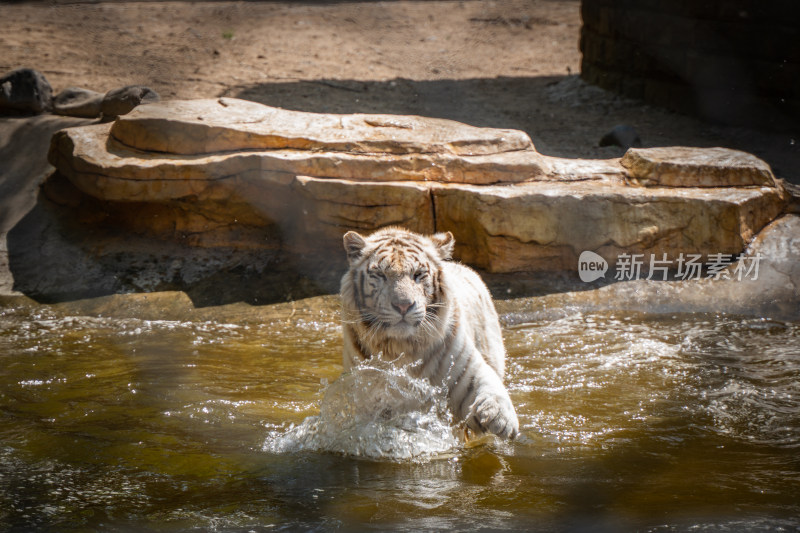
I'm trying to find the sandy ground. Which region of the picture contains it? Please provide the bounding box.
[1,0,798,179]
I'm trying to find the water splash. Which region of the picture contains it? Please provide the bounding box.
[264,355,460,461]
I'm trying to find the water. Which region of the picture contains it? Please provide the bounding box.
[264,355,460,461]
[1,296,799,531]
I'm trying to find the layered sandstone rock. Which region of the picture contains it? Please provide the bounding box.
[51,99,551,193]
[47,98,789,273]
[495,214,800,322]
[433,180,785,272]
[111,98,533,156]
[621,146,777,188]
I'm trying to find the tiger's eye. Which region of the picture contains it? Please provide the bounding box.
[369,267,386,280]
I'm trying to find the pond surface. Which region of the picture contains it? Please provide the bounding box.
[1,295,799,532]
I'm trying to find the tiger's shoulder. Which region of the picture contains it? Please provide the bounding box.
[441,261,505,377]
[442,261,495,307]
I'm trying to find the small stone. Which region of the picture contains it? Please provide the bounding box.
[101,85,160,118]
[0,68,53,114]
[599,125,641,149]
[53,87,103,118]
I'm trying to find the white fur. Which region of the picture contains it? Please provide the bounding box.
[339,227,519,439]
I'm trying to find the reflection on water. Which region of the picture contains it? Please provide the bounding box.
[1,297,799,531]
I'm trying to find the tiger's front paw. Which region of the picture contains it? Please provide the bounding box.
[467,392,519,440]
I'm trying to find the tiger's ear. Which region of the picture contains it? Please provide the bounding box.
[343,231,367,264]
[430,231,455,260]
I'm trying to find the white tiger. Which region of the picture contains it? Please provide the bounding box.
[339,227,519,440]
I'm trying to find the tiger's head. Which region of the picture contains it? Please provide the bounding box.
[341,227,455,341]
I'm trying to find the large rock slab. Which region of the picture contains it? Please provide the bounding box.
[111,98,533,156]
[432,179,786,272]
[50,122,551,195]
[622,146,777,187]
[45,98,791,274]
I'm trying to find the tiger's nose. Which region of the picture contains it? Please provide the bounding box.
[392,300,414,316]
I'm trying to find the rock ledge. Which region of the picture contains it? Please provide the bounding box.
[47,98,789,273]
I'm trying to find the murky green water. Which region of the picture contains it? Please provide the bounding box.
[1,295,799,532]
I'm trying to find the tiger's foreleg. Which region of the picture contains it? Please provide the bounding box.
[449,353,519,440]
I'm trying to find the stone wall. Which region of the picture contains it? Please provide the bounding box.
[580,0,800,130]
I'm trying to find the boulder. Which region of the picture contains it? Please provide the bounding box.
[101,85,160,118]
[432,179,786,272]
[0,68,52,114]
[53,87,103,118]
[621,146,777,187]
[46,98,790,274]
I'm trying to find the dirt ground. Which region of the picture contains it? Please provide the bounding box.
[1,0,798,181]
